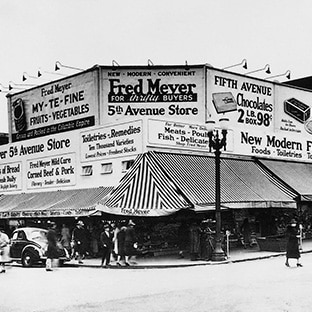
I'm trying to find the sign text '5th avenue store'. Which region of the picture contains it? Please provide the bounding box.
[102,68,205,123]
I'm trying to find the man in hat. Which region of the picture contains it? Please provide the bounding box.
[0,227,11,273]
[100,223,113,267]
[124,220,138,266]
[71,220,87,264]
[46,222,59,272]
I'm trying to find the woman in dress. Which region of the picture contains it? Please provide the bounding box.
[0,227,11,273]
[285,218,302,267]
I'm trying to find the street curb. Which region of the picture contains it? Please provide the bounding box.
[63,249,312,269]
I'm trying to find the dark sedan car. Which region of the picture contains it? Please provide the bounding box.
[10,227,70,267]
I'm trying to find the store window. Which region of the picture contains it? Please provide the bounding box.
[121,159,135,173]
[101,163,113,174]
[81,165,93,176]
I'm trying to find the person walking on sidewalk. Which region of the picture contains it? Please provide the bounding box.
[124,220,137,266]
[0,227,11,273]
[100,223,113,267]
[72,220,87,264]
[285,218,302,267]
[46,222,59,272]
[116,222,127,266]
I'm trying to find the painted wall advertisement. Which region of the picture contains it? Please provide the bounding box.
[101,67,205,124]
[148,119,234,152]
[206,68,312,162]
[9,70,98,142]
[26,153,76,189]
[0,134,76,192]
[80,120,143,161]
[0,162,22,191]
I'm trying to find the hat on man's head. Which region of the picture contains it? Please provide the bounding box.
[128,220,135,226]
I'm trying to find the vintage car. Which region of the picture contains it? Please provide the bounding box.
[9,227,70,267]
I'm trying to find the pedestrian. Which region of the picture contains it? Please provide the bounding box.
[0,227,11,273]
[100,223,113,267]
[116,222,127,266]
[46,222,59,272]
[285,218,302,267]
[124,220,137,266]
[240,218,251,249]
[60,223,71,255]
[71,220,87,264]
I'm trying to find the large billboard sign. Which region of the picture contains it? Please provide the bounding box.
[101,66,205,124]
[9,70,98,142]
[80,120,143,162]
[206,68,312,162]
[206,69,275,132]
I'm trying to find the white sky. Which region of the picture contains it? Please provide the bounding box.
[0,0,311,133]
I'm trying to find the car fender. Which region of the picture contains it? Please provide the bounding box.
[22,244,44,259]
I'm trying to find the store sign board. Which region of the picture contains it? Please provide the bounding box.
[80,120,143,161]
[206,68,312,162]
[9,71,98,142]
[26,153,76,189]
[148,119,234,152]
[0,162,22,191]
[101,67,204,124]
[206,68,275,132]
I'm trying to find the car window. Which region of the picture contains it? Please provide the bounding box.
[29,230,47,242]
[17,231,26,240]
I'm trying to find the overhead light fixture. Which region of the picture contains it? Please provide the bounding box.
[0,83,10,93]
[9,81,36,91]
[112,60,120,67]
[147,59,154,66]
[55,61,83,72]
[22,72,38,82]
[246,64,271,75]
[38,68,66,78]
[222,59,248,70]
[266,70,291,80]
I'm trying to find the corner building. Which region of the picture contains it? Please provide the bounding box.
[1,64,312,253]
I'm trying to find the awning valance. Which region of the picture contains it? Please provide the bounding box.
[257,159,312,201]
[0,187,113,219]
[97,152,296,216]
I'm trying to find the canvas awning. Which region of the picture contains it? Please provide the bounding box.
[97,152,297,217]
[96,153,193,217]
[257,159,312,202]
[0,187,113,219]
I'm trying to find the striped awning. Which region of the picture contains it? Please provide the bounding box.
[96,153,193,217]
[257,159,312,201]
[151,152,297,209]
[98,152,296,216]
[0,187,113,219]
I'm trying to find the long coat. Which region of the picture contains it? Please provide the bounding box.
[286,225,300,259]
[46,228,59,259]
[0,231,11,263]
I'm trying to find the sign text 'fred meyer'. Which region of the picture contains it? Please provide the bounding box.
[10,71,97,142]
[103,68,204,122]
[80,121,143,161]
[27,153,76,189]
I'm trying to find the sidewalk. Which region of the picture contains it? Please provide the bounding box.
[64,239,312,269]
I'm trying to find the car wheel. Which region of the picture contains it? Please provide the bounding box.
[22,251,34,267]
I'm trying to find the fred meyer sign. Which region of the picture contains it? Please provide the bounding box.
[102,67,205,124]
[9,70,98,142]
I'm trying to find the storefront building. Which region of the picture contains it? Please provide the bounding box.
[1,64,312,251]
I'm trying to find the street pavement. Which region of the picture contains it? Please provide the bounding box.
[64,238,312,269]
